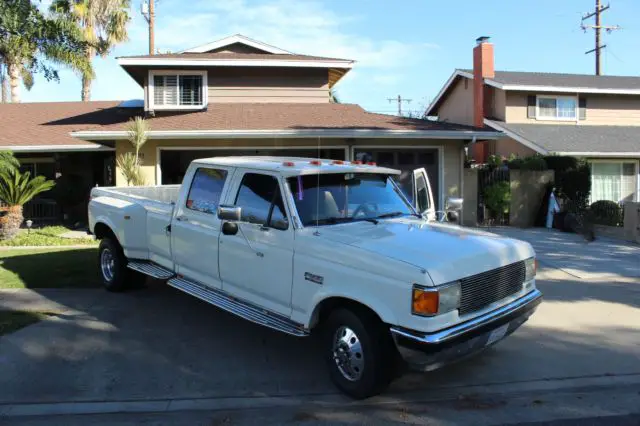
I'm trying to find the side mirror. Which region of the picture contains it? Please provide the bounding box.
[218,205,241,222]
[446,197,463,211]
[446,211,460,223]
[222,221,239,236]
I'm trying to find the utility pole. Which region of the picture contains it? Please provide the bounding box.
[141,0,155,55]
[387,95,412,116]
[581,0,620,75]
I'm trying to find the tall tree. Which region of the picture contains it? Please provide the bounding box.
[50,0,130,101]
[0,0,92,103]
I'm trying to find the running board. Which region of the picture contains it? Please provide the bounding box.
[167,277,308,337]
[127,261,175,280]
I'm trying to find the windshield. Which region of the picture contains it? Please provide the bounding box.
[287,173,415,226]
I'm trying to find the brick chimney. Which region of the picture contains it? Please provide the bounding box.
[472,36,494,162]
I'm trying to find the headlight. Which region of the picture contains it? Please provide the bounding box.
[525,257,537,282]
[412,281,461,316]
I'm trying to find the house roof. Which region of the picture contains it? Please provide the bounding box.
[0,101,119,152]
[119,52,351,62]
[68,103,501,140]
[426,69,640,116]
[485,119,640,157]
[181,34,293,54]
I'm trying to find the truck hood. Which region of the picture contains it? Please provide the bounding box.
[317,218,535,285]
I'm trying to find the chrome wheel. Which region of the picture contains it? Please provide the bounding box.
[100,248,115,282]
[333,326,365,382]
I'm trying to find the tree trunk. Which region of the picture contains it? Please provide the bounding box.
[81,48,93,101]
[0,205,23,240]
[0,64,8,103]
[7,62,20,103]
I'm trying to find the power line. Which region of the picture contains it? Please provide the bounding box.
[581,0,620,75]
[387,95,412,116]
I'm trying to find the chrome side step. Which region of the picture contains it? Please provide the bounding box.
[127,261,175,280]
[167,276,308,337]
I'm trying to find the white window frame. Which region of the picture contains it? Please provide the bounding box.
[589,159,640,203]
[535,95,578,122]
[148,70,208,111]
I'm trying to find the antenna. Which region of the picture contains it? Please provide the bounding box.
[387,95,412,116]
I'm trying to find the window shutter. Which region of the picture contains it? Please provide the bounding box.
[527,95,536,118]
[579,97,587,120]
[153,75,178,106]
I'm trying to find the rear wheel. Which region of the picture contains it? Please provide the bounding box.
[323,308,396,399]
[98,238,145,291]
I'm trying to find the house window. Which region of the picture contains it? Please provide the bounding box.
[591,161,639,204]
[536,96,577,120]
[151,72,206,109]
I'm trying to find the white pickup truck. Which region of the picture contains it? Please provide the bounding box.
[89,156,542,399]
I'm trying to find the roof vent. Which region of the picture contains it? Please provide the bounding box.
[476,36,491,45]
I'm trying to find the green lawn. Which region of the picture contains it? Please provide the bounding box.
[0,311,53,336]
[0,226,98,247]
[0,247,99,289]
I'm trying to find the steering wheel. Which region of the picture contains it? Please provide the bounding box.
[352,202,379,219]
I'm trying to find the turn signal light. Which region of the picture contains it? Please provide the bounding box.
[412,288,438,316]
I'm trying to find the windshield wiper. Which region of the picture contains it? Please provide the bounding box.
[376,211,408,219]
[306,216,354,226]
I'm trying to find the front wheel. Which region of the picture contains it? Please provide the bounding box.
[323,308,396,399]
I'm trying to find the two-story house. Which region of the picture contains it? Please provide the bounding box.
[0,34,500,221]
[425,37,640,204]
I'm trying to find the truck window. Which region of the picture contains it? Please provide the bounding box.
[235,173,288,230]
[415,174,430,212]
[185,168,228,215]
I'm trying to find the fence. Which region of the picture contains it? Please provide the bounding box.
[1,198,61,225]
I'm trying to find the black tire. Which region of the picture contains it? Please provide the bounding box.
[323,307,396,399]
[98,238,137,292]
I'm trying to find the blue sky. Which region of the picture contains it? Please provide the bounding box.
[23,0,640,115]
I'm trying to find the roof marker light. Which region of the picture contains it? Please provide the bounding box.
[310,160,322,166]
[282,161,295,167]
[331,160,344,165]
[352,160,363,165]
[367,161,377,166]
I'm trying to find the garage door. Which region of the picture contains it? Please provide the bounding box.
[353,148,440,209]
[159,148,346,184]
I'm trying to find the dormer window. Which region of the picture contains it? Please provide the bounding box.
[536,95,577,121]
[148,70,207,110]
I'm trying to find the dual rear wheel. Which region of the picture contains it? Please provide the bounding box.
[98,238,146,291]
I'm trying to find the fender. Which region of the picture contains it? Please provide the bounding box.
[307,289,399,329]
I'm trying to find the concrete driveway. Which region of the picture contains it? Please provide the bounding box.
[0,229,639,425]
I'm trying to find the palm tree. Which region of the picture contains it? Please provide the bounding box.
[0,170,55,239]
[116,152,145,186]
[0,0,92,103]
[0,151,19,175]
[50,0,131,101]
[126,116,149,165]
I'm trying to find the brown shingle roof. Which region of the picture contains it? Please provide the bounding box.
[0,102,490,150]
[74,103,485,133]
[0,101,120,148]
[118,52,352,62]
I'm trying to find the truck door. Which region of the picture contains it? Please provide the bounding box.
[412,168,436,221]
[171,166,231,289]
[218,171,294,317]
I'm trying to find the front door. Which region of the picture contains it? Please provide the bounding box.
[413,168,436,221]
[171,166,231,289]
[218,171,294,316]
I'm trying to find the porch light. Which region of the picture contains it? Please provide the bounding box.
[26,219,33,234]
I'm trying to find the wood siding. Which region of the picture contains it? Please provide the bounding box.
[506,92,640,125]
[207,67,329,103]
[437,78,474,125]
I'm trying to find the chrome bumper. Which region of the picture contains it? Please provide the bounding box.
[390,289,543,371]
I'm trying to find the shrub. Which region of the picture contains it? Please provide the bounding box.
[484,181,511,218]
[544,156,591,213]
[507,154,547,171]
[589,200,623,226]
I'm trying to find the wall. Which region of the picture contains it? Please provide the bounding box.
[490,137,537,158]
[462,169,479,226]
[509,170,554,227]
[207,67,329,103]
[437,78,474,125]
[487,86,506,121]
[624,202,640,244]
[506,92,640,125]
[114,138,465,207]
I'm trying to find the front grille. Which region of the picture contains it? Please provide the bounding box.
[459,261,526,315]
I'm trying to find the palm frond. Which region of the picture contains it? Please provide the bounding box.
[116,152,145,186]
[0,151,19,175]
[0,169,55,206]
[126,116,149,158]
[19,64,33,90]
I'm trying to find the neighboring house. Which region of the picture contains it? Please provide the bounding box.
[425,36,640,204]
[0,34,500,219]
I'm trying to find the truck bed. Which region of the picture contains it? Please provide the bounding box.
[90,185,181,206]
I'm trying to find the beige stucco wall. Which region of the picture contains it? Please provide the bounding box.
[490,137,537,158]
[490,87,506,121]
[437,78,474,125]
[114,138,465,205]
[506,92,640,125]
